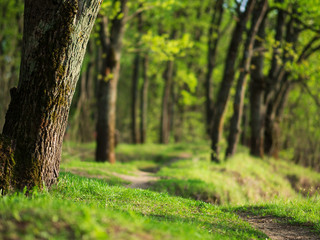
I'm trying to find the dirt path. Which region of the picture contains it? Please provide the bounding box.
[238,212,319,240]
[112,170,160,189]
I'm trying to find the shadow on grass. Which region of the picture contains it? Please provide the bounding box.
[226,205,320,234]
[116,152,181,164]
[150,178,221,204]
[59,172,129,187]
[146,212,268,239]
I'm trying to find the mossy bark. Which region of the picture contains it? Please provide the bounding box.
[0,135,15,194]
[0,0,101,191]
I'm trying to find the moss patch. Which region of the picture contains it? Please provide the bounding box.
[0,134,15,194]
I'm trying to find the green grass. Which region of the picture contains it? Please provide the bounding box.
[61,142,320,206]
[234,196,320,232]
[0,173,267,239]
[1,142,320,239]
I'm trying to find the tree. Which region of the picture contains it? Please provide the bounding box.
[205,0,224,135]
[226,0,268,158]
[0,0,101,192]
[210,0,256,162]
[96,0,128,163]
[131,8,143,144]
[140,55,149,143]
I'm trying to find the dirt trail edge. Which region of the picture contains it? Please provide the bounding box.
[238,212,319,240]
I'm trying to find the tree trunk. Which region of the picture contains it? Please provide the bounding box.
[226,0,268,158]
[131,53,141,144]
[140,55,149,144]
[210,0,256,162]
[264,8,299,156]
[0,0,101,192]
[250,0,285,158]
[160,60,175,144]
[96,0,128,163]
[131,11,143,144]
[205,0,224,135]
[240,103,249,146]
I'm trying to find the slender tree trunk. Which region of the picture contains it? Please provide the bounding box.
[131,11,143,144]
[140,55,149,144]
[240,103,249,146]
[169,81,176,137]
[250,0,285,157]
[131,53,141,144]
[205,0,224,135]
[96,1,128,163]
[160,60,175,144]
[72,40,95,142]
[226,0,268,158]
[264,1,285,105]
[264,8,299,156]
[0,0,101,192]
[271,81,292,158]
[210,0,256,162]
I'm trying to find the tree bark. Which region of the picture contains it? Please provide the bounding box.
[205,0,224,135]
[226,0,268,158]
[1,0,101,192]
[140,55,149,144]
[96,0,128,163]
[210,0,256,162]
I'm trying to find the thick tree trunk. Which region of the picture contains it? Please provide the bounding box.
[210,0,256,162]
[1,0,101,191]
[160,60,175,144]
[96,0,128,163]
[205,0,224,135]
[140,55,149,144]
[226,0,268,158]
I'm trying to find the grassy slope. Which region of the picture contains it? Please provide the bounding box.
[1,141,320,239]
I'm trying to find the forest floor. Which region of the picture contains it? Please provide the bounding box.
[1,142,320,239]
[100,157,320,240]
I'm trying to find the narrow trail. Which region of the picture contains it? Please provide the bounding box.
[107,154,320,240]
[116,168,320,240]
[112,170,160,189]
[238,212,319,240]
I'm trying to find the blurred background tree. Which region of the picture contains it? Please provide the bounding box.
[1,0,320,169]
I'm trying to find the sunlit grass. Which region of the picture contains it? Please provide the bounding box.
[0,173,267,239]
[2,141,319,239]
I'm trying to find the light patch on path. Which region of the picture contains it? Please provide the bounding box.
[238,212,319,240]
[112,171,160,189]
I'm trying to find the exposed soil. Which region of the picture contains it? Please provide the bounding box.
[112,171,160,189]
[238,212,320,240]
